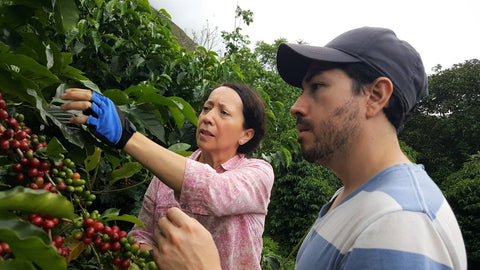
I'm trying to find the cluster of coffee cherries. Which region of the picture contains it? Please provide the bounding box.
[27,213,70,257]
[0,242,11,258]
[52,236,70,257]
[49,159,96,206]
[0,94,95,207]
[72,211,157,269]
[1,120,51,186]
[0,93,50,184]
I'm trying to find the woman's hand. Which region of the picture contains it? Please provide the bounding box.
[153,207,221,270]
[60,88,136,149]
[62,88,186,192]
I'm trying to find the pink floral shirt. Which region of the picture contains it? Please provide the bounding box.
[128,149,274,269]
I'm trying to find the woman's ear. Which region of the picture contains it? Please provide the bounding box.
[239,128,254,145]
[366,77,393,118]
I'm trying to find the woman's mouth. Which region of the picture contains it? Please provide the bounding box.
[199,129,214,137]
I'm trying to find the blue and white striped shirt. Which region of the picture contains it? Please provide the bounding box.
[296,164,467,269]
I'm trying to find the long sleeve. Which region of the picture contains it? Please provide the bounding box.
[179,154,274,216]
[128,178,179,246]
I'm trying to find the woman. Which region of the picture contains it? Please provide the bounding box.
[61,83,274,269]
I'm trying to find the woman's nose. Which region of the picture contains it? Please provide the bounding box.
[200,110,214,124]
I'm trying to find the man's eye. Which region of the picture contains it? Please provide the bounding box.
[310,83,326,94]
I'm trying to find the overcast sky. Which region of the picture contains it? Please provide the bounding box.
[149,0,479,74]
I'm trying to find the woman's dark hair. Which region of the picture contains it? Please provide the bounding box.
[310,61,408,133]
[211,82,266,155]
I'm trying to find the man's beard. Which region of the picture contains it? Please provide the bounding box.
[299,97,360,166]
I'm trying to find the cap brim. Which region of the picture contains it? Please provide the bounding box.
[276,43,361,88]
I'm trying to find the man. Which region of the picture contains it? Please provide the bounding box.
[152,27,467,269]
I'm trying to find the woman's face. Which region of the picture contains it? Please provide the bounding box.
[196,86,252,157]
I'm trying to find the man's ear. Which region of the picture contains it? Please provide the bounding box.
[366,77,393,118]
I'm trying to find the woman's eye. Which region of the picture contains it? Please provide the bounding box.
[312,83,324,90]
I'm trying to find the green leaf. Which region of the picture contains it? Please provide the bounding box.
[167,104,184,129]
[59,65,100,92]
[124,83,159,98]
[266,110,276,121]
[103,89,130,105]
[105,151,121,170]
[80,80,100,92]
[0,259,36,270]
[176,71,187,84]
[137,93,175,106]
[105,214,145,228]
[26,88,48,122]
[54,0,79,34]
[168,143,191,153]
[45,105,87,149]
[0,41,10,53]
[127,106,166,143]
[94,0,105,8]
[77,19,87,37]
[169,97,198,127]
[279,147,292,168]
[84,147,102,172]
[101,208,120,218]
[91,30,101,51]
[0,70,39,108]
[0,186,74,219]
[46,137,68,162]
[109,162,143,186]
[0,53,60,88]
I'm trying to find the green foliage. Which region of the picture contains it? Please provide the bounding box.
[264,158,340,256]
[261,237,295,270]
[221,6,253,56]
[399,140,418,163]
[261,237,283,270]
[400,59,480,184]
[255,39,288,72]
[442,153,480,267]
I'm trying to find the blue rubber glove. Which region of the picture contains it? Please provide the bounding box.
[84,91,136,149]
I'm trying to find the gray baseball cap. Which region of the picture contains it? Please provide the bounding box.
[276,27,428,114]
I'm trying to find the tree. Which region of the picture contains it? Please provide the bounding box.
[255,39,287,72]
[264,158,340,257]
[442,152,480,267]
[221,6,253,56]
[400,59,480,184]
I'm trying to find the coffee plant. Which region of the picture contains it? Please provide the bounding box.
[0,0,304,269]
[0,92,158,269]
[0,0,228,268]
